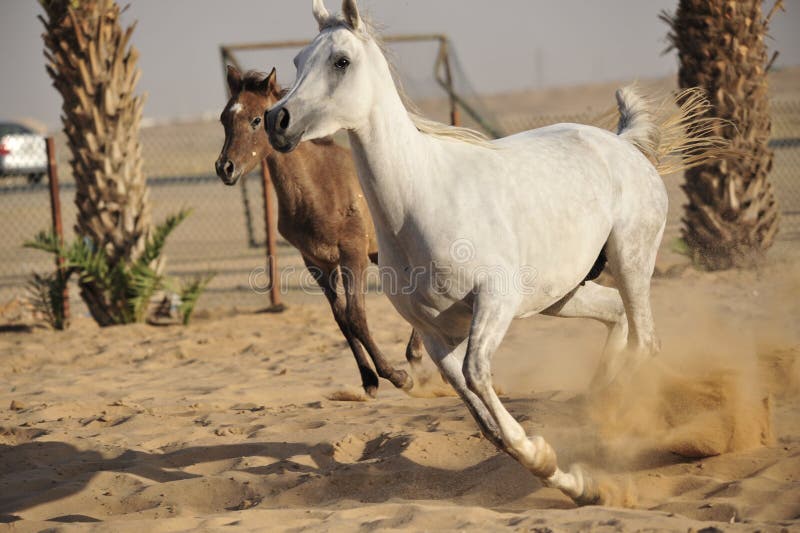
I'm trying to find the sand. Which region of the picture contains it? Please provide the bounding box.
[1,248,799,532]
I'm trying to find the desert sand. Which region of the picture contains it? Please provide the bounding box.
[1,242,799,532]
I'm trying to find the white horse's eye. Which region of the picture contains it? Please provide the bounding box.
[334,57,350,70]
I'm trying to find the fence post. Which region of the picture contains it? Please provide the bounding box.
[45,137,69,327]
[440,38,460,127]
[259,159,284,310]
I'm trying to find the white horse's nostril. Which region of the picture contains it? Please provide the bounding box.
[278,108,290,131]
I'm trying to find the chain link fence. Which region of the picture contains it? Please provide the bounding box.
[769,99,800,239]
[0,119,288,317]
[497,98,800,242]
[1,99,798,316]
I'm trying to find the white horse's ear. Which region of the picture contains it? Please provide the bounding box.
[342,0,361,30]
[312,0,330,29]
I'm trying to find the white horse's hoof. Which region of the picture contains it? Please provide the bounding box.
[546,464,603,506]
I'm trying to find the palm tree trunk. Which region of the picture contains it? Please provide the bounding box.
[664,0,782,269]
[40,0,151,324]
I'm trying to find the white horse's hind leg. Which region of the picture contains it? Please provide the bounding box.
[595,218,666,389]
[542,281,628,379]
[462,289,602,504]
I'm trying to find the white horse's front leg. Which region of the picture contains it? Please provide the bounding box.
[420,333,504,448]
[463,289,604,505]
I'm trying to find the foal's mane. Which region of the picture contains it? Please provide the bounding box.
[239,70,286,98]
[323,16,495,148]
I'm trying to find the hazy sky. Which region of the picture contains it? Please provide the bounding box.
[2,0,798,130]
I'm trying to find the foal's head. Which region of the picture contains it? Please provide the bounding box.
[216,66,281,185]
[266,0,387,153]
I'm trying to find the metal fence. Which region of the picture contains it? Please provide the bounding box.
[497,98,800,241]
[1,99,798,316]
[0,119,285,316]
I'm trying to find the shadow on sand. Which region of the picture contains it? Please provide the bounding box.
[0,434,558,523]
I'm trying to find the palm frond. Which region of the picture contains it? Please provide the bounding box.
[26,270,70,329]
[24,231,63,255]
[64,238,110,286]
[179,273,215,325]
[137,208,192,268]
[127,262,163,322]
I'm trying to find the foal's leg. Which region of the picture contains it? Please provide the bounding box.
[541,281,628,390]
[339,247,413,391]
[303,256,379,397]
[372,251,427,386]
[405,328,447,386]
[405,329,425,367]
[462,288,602,504]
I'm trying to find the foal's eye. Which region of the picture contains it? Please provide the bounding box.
[334,57,350,70]
[251,117,262,128]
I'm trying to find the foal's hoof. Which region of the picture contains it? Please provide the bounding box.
[364,385,379,399]
[392,370,414,392]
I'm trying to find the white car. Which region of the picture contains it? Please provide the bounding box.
[0,122,47,184]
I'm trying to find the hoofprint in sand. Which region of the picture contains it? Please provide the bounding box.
[1,254,798,531]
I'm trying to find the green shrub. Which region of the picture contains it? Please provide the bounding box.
[25,209,214,328]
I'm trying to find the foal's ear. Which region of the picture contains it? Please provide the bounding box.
[263,68,278,95]
[312,0,330,29]
[342,0,361,31]
[226,65,242,95]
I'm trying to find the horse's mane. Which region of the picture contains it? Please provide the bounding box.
[324,17,495,148]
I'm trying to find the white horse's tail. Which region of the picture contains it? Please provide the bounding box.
[613,85,734,176]
[615,86,661,162]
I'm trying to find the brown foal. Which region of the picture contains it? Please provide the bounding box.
[216,66,424,397]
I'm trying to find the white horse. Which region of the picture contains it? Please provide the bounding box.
[266,0,724,505]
